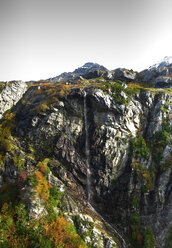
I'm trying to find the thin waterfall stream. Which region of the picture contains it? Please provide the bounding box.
[84,90,91,202]
[83,90,128,248]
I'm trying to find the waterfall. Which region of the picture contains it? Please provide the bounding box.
[83,90,128,248]
[83,90,91,202]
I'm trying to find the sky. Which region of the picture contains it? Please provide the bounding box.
[0,0,172,81]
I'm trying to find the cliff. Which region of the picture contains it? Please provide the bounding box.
[0,75,171,247]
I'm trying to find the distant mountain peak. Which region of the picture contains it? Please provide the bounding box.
[74,62,107,73]
[149,56,172,69]
[82,62,97,67]
[49,62,108,83]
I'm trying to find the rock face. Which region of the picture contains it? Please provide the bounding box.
[0,69,172,247]
[2,83,169,248]
[113,68,137,82]
[0,81,27,118]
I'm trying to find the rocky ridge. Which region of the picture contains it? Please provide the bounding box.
[46,58,172,89]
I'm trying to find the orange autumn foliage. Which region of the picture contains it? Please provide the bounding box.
[38,162,47,174]
[35,171,44,184]
[44,216,86,248]
[35,171,50,200]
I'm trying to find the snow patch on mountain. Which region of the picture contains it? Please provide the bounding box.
[149,56,172,69]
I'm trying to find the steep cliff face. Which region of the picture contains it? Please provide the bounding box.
[0,80,172,247]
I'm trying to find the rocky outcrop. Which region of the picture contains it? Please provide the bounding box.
[0,80,27,118]
[141,69,159,83]
[113,68,137,82]
[152,76,172,88]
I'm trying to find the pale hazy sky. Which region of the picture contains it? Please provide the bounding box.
[0,0,172,81]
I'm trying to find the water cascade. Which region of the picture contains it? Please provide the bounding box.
[83,90,128,248]
[83,90,91,202]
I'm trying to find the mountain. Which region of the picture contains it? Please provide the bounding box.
[0,61,172,247]
[149,56,172,69]
[140,56,172,88]
[49,62,108,83]
[48,57,172,89]
[47,62,141,84]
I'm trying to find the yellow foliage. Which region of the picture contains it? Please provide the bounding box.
[35,167,50,201]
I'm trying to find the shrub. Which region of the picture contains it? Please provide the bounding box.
[130,136,149,160]
[152,122,172,168]
[0,113,16,155]
[35,170,50,200]
[99,81,139,105]
[0,82,4,92]
[44,216,86,248]
[130,136,155,189]
[130,212,142,247]
[37,158,50,176]
[48,186,62,207]
[36,102,49,113]
[13,155,25,170]
[143,227,155,248]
